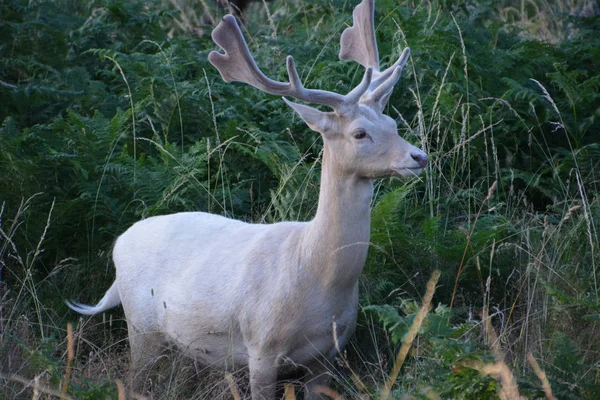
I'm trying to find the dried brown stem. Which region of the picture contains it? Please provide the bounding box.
[284,383,296,399]
[0,373,74,400]
[226,373,241,400]
[333,320,369,394]
[60,322,74,399]
[527,352,557,400]
[313,385,345,399]
[380,270,441,400]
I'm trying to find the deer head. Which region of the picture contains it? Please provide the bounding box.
[209,0,427,179]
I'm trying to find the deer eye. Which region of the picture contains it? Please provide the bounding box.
[354,129,367,140]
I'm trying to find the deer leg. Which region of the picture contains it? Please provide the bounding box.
[127,325,164,394]
[248,353,278,400]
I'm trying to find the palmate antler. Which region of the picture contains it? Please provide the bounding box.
[340,0,411,105]
[208,15,373,112]
[208,0,409,112]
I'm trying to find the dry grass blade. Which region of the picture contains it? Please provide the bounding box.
[457,359,525,400]
[450,181,497,309]
[333,320,369,394]
[527,352,557,400]
[115,379,126,400]
[33,376,40,400]
[225,373,241,400]
[561,205,581,222]
[0,373,74,400]
[479,362,525,400]
[313,385,345,399]
[284,383,296,400]
[380,270,441,400]
[479,306,525,400]
[60,322,74,398]
[482,306,503,360]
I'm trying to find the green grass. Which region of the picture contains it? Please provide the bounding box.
[1,0,599,398]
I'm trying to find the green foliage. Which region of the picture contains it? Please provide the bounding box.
[365,302,499,399]
[1,333,119,398]
[545,332,600,399]
[1,0,599,397]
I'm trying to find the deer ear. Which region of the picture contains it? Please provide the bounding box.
[283,98,333,134]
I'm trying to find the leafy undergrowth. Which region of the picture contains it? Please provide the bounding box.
[1,0,599,398]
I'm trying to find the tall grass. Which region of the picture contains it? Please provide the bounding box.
[1,0,598,398]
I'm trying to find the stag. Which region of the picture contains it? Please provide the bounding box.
[67,1,427,398]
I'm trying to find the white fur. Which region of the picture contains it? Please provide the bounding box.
[66,282,120,315]
[67,1,428,398]
[68,135,423,399]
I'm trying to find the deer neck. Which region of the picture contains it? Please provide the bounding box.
[301,145,373,290]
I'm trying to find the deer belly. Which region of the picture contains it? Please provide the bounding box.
[160,307,248,368]
[283,318,356,368]
[175,331,248,367]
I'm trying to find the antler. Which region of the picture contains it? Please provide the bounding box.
[339,0,410,103]
[339,0,379,69]
[209,15,373,111]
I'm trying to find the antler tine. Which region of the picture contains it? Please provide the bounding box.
[371,66,402,103]
[209,15,346,109]
[285,56,350,108]
[370,48,411,89]
[370,48,410,100]
[339,0,379,70]
[346,67,374,104]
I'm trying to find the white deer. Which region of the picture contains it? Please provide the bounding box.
[67,0,427,398]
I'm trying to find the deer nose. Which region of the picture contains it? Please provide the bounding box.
[411,152,428,168]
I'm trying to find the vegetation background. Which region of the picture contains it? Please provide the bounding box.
[1,0,598,398]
